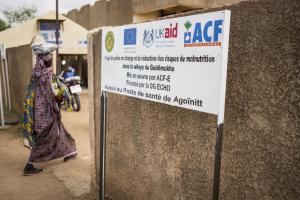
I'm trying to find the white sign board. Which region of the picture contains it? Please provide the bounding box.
[101,10,231,116]
[0,44,5,59]
[40,31,63,46]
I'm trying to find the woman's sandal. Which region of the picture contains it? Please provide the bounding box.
[64,153,78,162]
[23,164,44,176]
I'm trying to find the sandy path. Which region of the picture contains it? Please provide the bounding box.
[0,93,95,200]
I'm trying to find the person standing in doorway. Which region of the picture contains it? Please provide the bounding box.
[22,36,77,175]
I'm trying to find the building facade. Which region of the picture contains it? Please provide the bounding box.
[0,11,88,113]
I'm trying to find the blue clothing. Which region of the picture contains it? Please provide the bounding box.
[63,71,75,78]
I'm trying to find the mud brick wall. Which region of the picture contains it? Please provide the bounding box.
[67,0,133,30]
[6,45,33,115]
[88,0,300,199]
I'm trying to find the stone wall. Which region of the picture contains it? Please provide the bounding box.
[88,0,300,199]
[88,29,102,192]
[66,0,133,30]
[131,0,242,14]
[6,45,33,116]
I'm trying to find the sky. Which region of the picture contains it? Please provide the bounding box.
[0,0,98,19]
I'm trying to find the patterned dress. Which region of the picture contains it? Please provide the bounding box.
[22,54,76,163]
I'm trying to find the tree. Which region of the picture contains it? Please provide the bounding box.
[2,6,37,25]
[0,19,9,31]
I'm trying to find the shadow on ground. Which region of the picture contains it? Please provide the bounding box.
[0,93,95,200]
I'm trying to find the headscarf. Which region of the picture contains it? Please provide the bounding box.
[31,35,57,55]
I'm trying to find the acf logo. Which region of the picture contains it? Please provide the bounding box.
[184,20,223,47]
[105,31,114,52]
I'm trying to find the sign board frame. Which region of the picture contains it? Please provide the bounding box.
[99,10,231,200]
[101,11,230,116]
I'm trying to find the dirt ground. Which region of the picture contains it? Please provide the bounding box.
[0,92,97,200]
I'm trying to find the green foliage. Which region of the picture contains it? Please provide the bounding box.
[0,18,9,31]
[2,6,37,25]
[184,21,192,31]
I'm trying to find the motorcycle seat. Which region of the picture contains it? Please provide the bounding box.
[66,76,81,82]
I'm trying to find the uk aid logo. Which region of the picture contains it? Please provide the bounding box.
[142,29,154,48]
[184,19,223,47]
[142,23,178,48]
[124,28,137,45]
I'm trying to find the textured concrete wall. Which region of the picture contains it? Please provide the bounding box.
[66,0,133,30]
[6,45,33,115]
[88,0,300,199]
[89,0,107,30]
[216,0,300,199]
[208,0,244,7]
[133,11,161,23]
[88,30,102,190]
[132,0,180,14]
[132,0,244,14]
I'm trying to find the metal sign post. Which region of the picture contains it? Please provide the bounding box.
[213,122,224,200]
[99,91,107,200]
[0,56,4,127]
[55,0,60,75]
[0,78,4,127]
[1,58,8,108]
[4,57,11,110]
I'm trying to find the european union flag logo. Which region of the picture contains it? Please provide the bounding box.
[124,28,136,45]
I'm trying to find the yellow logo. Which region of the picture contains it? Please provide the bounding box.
[105,31,114,52]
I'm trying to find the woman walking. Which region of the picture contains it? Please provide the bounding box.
[22,36,77,175]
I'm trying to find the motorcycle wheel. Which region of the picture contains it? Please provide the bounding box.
[72,94,81,112]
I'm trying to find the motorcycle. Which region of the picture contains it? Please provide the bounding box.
[58,71,82,112]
